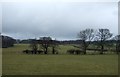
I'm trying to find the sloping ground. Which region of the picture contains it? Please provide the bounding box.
[2,44,118,75]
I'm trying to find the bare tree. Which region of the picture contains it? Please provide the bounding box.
[77,29,95,54]
[95,29,113,54]
[51,39,59,54]
[29,39,38,54]
[113,35,120,54]
[39,37,52,54]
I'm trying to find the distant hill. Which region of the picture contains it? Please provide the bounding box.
[0,34,15,48]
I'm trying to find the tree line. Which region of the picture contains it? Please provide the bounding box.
[22,28,120,55]
[1,28,119,55]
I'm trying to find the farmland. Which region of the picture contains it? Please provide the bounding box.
[2,44,118,75]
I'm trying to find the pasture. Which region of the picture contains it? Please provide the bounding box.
[2,44,118,75]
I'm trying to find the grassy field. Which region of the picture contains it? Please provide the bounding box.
[2,44,118,75]
[0,48,2,75]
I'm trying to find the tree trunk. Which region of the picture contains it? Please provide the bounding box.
[34,51,37,54]
[52,47,55,54]
[116,44,118,54]
[100,45,104,54]
[116,43,120,54]
[84,46,86,54]
[44,47,48,54]
[31,51,34,54]
[83,41,86,54]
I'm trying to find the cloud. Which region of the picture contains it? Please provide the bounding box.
[2,2,118,40]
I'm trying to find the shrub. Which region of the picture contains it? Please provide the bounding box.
[67,49,84,55]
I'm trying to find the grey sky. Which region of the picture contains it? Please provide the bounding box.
[2,2,118,40]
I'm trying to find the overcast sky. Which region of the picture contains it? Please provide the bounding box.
[1,1,118,40]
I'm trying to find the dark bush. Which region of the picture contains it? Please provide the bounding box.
[67,49,75,54]
[37,50,44,54]
[23,50,44,54]
[67,49,84,55]
[23,50,31,54]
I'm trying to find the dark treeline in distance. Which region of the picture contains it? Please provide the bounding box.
[0,34,15,48]
[23,37,59,54]
[22,28,120,55]
[1,28,120,55]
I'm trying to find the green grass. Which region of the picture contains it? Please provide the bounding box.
[0,48,2,75]
[2,44,118,75]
